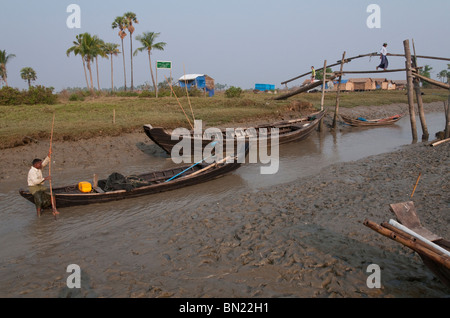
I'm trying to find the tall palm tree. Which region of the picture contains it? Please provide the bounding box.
[124,12,138,92]
[102,42,120,92]
[112,16,129,91]
[20,67,37,88]
[78,33,98,92]
[0,50,16,87]
[134,32,166,94]
[91,35,106,91]
[66,34,90,89]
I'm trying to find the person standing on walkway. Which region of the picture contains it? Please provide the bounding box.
[376,43,389,71]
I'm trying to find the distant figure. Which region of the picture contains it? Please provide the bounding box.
[376,43,389,71]
[311,66,316,83]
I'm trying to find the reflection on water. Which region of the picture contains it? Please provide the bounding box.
[0,112,446,297]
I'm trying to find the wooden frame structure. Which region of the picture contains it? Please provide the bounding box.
[276,41,450,139]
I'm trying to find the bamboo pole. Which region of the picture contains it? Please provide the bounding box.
[274,75,337,100]
[410,172,421,198]
[445,100,450,139]
[431,138,450,147]
[376,53,450,62]
[411,72,450,90]
[183,64,195,121]
[319,60,327,132]
[165,75,194,129]
[412,39,429,141]
[403,39,418,142]
[48,113,59,219]
[280,52,376,85]
[333,52,346,128]
[336,68,411,75]
[363,219,450,270]
[320,60,327,111]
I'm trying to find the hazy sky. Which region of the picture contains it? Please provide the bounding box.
[1,0,449,91]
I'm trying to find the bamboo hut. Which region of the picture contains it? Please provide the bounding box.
[349,78,376,91]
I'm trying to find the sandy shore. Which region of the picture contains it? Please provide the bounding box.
[1,102,449,297]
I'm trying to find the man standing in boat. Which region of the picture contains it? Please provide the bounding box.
[376,43,389,71]
[27,150,56,217]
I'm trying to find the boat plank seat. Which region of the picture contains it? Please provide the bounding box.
[390,201,442,242]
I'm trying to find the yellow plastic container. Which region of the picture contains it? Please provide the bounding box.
[78,181,92,193]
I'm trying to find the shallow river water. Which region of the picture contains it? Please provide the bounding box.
[0,112,447,298]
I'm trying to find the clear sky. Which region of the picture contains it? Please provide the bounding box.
[1,0,449,91]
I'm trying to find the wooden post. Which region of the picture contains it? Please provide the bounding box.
[319,60,327,131]
[445,100,450,139]
[113,109,116,124]
[403,39,418,142]
[412,39,429,141]
[333,52,346,128]
[155,62,158,98]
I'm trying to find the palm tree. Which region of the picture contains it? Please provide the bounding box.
[91,35,106,91]
[124,12,138,92]
[20,67,37,88]
[0,50,16,87]
[112,16,129,91]
[134,32,166,94]
[437,70,447,83]
[419,65,433,88]
[78,33,98,92]
[66,34,90,89]
[102,42,120,92]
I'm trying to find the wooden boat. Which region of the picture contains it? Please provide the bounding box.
[143,110,326,155]
[341,113,404,127]
[19,146,248,209]
[364,201,450,288]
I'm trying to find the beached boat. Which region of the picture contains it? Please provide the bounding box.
[341,113,404,127]
[143,110,326,155]
[19,146,248,209]
[364,201,450,287]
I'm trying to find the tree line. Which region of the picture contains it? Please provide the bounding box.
[0,11,167,94]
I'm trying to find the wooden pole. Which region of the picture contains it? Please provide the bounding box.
[445,100,450,139]
[333,52,346,128]
[410,172,421,198]
[412,72,450,89]
[412,39,429,141]
[363,219,450,270]
[319,60,327,131]
[183,64,195,121]
[274,75,337,100]
[403,39,418,142]
[48,113,59,219]
[336,68,411,75]
[165,75,194,129]
[320,60,327,111]
[155,62,158,98]
[280,52,376,85]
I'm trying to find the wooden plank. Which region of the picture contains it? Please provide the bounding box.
[389,201,442,242]
[275,75,337,100]
[412,72,450,89]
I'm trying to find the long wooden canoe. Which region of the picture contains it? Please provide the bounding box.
[364,201,450,288]
[341,113,404,127]
[143,110,326,155]
[19,146,248,209]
